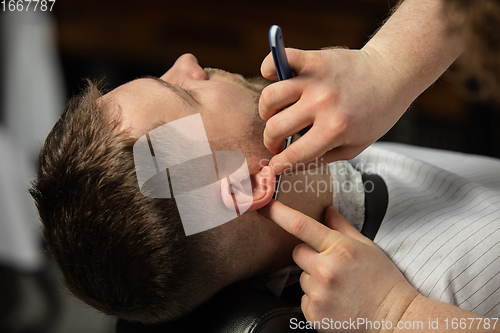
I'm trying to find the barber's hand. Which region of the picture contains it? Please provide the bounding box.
[260,48,409,174]
[259,201,419,332]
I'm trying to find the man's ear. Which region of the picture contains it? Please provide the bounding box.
[221,166,275,214]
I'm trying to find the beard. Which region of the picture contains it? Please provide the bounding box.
[203,67,273,93]
[202,68,274,163]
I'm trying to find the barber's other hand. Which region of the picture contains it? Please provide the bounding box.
[260,48,409,174]
[259,201,419,332]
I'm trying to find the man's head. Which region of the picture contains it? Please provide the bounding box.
[111,54,271,163]
[30,54,300,323]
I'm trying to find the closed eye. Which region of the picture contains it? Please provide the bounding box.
[140,75,199,105]
[178,82,199,105]
[179,83,193,97]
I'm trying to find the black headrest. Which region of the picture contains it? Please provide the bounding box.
[116,283,317,333]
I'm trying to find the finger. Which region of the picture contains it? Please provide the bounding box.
[259,80,302,121]
[299,270,312,295]
[259,200,335,253]
[263,102,314,154]
[324,205,372,245]
[260,48,308,80]
[260,52,278,80]
[269,125,342,175]
[293,243,318,273]
[301,293,310,315]
[270,143,363,175]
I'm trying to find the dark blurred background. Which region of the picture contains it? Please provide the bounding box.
[1,0,499,332]
[54,0,500,159]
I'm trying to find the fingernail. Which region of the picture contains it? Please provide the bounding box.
[269,160,280,175]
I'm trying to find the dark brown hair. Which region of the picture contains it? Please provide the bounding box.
[30,81,220,323]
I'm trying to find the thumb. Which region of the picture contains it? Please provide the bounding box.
[324,205,370,245]
[261,48,308,80]
[261,52,278,80]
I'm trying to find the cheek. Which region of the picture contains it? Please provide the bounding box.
[213,82,256,114]
[202,83,259,150]
[211,94,255,130]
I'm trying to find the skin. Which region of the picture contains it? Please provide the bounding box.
[259,0,465,175]
[100,52,332,285]
[258,0,497,330]
[100,51,497,331]
[260,201,500,333]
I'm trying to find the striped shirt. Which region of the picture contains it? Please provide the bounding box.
[352,142,500,317]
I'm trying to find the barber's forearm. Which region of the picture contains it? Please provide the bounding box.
[392,294,499,333]
[362,0,464,112]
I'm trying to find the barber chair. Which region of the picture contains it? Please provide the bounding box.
[116,281,315,333]
[116,174,387,333]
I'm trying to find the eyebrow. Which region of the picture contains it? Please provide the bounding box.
[140,75,196,106]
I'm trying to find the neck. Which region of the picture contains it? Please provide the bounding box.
[213,166,333,289]
[277,166,333,222]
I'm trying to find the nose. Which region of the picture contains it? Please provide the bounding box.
[160,53,208,82]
